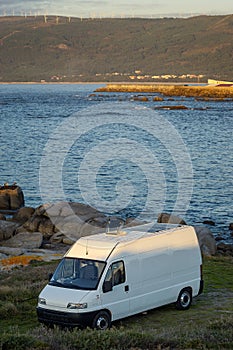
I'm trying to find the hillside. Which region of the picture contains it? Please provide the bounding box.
[0,15,233,82]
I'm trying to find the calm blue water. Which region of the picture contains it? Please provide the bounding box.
[0,84,232,241]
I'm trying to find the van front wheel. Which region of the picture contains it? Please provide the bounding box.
[92,311,111,330]
[176,288,192,310]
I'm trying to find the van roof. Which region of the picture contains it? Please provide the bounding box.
[65,223,187,261]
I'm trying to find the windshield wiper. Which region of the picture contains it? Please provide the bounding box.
[49,280,64,287]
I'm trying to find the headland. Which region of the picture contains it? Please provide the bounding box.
[96,84,233,99]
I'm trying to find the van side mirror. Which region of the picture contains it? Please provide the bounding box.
[49,273,53,281]
[103,280,112,293]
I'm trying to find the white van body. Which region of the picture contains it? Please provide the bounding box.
[37,224,203,329]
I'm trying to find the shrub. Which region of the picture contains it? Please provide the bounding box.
[1,334,41,350]
[0,301,18,319]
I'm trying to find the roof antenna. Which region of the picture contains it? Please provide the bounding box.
[85,239,88,255]
[106,218,111,234]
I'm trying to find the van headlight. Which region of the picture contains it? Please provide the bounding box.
[67,302,87,309]
[38,297,46,305]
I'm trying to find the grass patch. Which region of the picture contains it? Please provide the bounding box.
[203,256,233,291]
[0,256,232,349]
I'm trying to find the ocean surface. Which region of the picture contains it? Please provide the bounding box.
[0,84,232,242]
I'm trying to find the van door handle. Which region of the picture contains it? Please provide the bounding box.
[125,285,129,292]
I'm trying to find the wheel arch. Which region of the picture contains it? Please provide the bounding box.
[178,286,193,298]
[99,308,112,320]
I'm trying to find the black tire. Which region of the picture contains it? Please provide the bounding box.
[176,288,192,310]
[92,311,111,330]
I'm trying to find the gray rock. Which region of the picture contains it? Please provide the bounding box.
[50,232,66,244]
[34,203,52,217]
[34,202,106,221]
[76,221,105,237]
[60,203,77,217]
[62,237,75,245]
[44,201,72,218]
[0,213,6,220]
[0,221,21,241]
[217,242,233,256]
[57,216,102,241]
[0,246,25,256]
[3,231,43,249]
[12,207,35,224]
[157,213,186,225]
[23,215,42,232]
[203,220,215,226]
[125,217,147,227]
[68,202,106,221]
[38,217,54,236]
[22,202,108,240]
[194,226,217,256]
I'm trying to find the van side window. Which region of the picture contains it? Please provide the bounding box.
[103,261,126,292]
[112,261,125,286]
[111,261,125,286]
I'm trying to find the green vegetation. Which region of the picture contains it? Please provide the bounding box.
[0,15,233,82]
[0,256,232,349]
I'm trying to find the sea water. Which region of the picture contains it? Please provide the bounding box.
[0,84,232,241]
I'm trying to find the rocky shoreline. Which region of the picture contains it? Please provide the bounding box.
[0,201,233,271]
[95,84,233,99]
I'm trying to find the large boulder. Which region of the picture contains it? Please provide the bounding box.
[37,202,107,222]
[12,207,35,224]
[3,231,43,249]
[21,201,109,242]
[0,184,24,210]
[22,215,47,233]
[0,221,21,241]
[157,213,186,225]
[194,226,217,256]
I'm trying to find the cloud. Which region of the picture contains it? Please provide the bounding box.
[0,0,109,16]
[0,1,50,15]
[0,0,232,17]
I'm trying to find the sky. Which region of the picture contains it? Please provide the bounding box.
[0,0,233,18]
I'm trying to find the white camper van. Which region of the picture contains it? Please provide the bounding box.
[37,224,203,330]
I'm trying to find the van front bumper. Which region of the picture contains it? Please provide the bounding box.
[37,306,97,328]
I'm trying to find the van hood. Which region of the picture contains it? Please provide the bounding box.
[39,284,90,309]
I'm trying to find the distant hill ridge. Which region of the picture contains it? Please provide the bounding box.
[0,15,233,82]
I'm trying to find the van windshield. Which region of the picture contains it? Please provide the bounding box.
[49,258,106,290]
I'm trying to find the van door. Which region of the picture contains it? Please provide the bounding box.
[100,260,130,321]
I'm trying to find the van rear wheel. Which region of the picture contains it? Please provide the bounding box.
[176,288,192,310]
[92,311,111,330]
